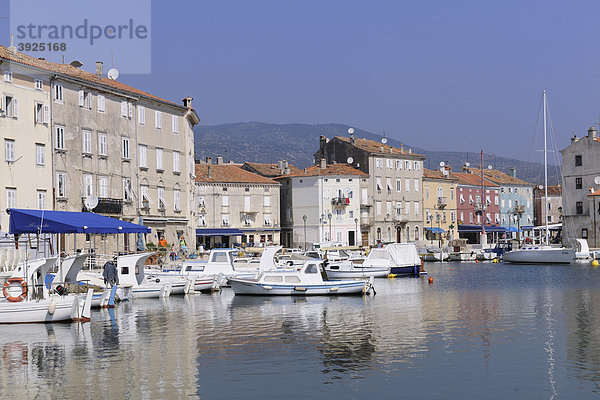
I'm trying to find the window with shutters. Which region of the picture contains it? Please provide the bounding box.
[140,185,149,208]
[173,151,180,173]
[264,195,271,207]
[79,90,92,109]
[98,176,108,198]
[386,178,392,193]
[5,188,15,209]
[55,126,65,150]
[36,144,45,166]
[396,180,402,192]
[3,95,17,118]
[576,177,582,190]
[138,105,145,125]
[82,130,92,154]
[156,148,164,171]
[34,79,43,90]
[121,137,130,159]
[155,110,162,129]
[172,115,179,133]
[139,145,147,169]
[414,179,419,192]
[5,139,14,162]
[121,101,128,117]
[98,133,107,156]
[84,174,93,196]
[54,85,63,102]
[37,190,46,210]
[123,178,132,201]
[56,172,66,198]
[222,195,229,207]
[3,71,12,82]
[97,95,105,112]
[174,189,181,211]
[405,178,410,192]
[158,187,165,210]
[35,103,49,124]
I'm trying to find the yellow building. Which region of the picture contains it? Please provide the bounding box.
[422,167,458,243]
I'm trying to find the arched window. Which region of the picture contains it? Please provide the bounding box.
[406,226,410,241]
[387,227,392,241]
[414,226,419,241]
[376,227,382,241]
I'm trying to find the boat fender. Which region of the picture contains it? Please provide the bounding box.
[48,300,56,315]
[3,278,27,302]
[155,278,161,283]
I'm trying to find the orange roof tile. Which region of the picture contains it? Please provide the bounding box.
[243,162,302,177]
[334,136,424,158]
[275,163,368,179]
[0,45,183,108]
[422,168,458,181]
[534,185,562,196]
[195,164,279,185]
[465,167,532,186]
[453,172,499,188]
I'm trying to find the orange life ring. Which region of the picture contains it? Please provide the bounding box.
[3,278,27,302]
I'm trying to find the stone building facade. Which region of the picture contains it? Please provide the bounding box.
[314,135,425,245]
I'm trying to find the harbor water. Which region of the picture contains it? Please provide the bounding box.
[1,261,600,399]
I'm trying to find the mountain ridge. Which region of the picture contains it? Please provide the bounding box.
[194,122,561,185]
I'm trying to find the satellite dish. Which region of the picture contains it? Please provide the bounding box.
[69,60,83,68]
[381,137,388,144]
[465,162,470,167]
[347,157,354,164]
[538,185,544,190]
[488,165,493,169]
[84,194,99,211]
[594,176,600,185]
[107,68,119,80]
[440,161,445,167]
[348,128,354,134]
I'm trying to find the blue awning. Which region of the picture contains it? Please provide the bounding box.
[196,228,244,236]
[458,224,506,233]
[9,209,150,234]
[424,227,445,233]
[505,226,522,232]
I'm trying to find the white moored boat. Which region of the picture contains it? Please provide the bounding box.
[503,239,590,264]
[324,260,390,279]
[228,260,373,295]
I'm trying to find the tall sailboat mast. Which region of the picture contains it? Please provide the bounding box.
[543,90,549,245]
[481,150,485,238]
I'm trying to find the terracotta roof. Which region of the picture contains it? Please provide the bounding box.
[242,162,302,177]
[275,163,368,179]
[453,172,499,188]
[534,185,562,196]
[0,45,183,107]
[334,136,425,158]
[195,164,279,185]
[465,167,532,186]
[422,168,458,181]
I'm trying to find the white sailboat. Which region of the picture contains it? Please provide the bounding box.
[504,91,591,264]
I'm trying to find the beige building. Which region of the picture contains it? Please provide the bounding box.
[0,46,53,231]
[275,162,368,248]
[195,160,281,249]
[422,168,458,243]
[0,45,199,252]
[315,135,425,245]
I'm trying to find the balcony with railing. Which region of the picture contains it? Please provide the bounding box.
[332,197,350,206]
[361,216,374,226]
[437,197,447,209]
[82,197,123,214]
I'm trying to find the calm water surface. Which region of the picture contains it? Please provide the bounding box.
[1,262,600,399]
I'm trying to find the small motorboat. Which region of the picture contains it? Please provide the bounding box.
[228,260,373,296]
[324,260,390,279]
[364,243,422,276]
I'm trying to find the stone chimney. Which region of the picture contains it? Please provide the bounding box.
[216,156,224,165]
[408,148,412,154]
[283,167,290,175]
[277,160,283,171]
[205,157,212,164]
[320,158,327,169]
[588,126,597,139]
[571,134,578,144]
[183,96,193,109]
[509,167,516,178]
[95,61,103,77]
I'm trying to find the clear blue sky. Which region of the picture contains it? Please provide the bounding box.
[3,0,600,162]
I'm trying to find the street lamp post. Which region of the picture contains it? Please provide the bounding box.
[354,218,358,247]
[302,215,307,251]
[328,212,332,242]
[436,213,441,248]
[428,214,433,244]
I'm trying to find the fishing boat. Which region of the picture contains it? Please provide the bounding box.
[363,243,422,276]
[503,91,592,264]
[324,259,390,279]
[228,260,373,295]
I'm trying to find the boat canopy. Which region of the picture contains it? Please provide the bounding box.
[387,243,421,265]
[458,224,507,233]
[8,209,151,234]
[196,228,244,236]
